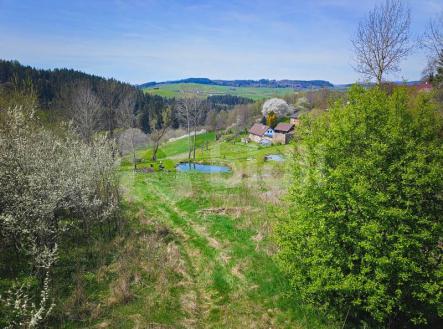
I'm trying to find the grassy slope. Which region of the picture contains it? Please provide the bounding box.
[143,83,295,100]
[61,133,334,328]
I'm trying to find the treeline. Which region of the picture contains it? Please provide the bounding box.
[139,77,334,89]
[0,59,175,136]
[0,60,257,141]
[207,94,253,111]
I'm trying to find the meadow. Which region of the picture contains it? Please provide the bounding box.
[143,83,296,100]
[58,133,335,328]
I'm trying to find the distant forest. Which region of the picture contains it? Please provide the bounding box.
[0,60,175,133]
[0,60,253,135]
[139,77,334,89]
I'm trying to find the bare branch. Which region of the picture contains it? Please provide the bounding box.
[149,106,172,161]
[352,0,412,84]
[175,94,205,161]
[419,13,443,79]
[71,83,102,143]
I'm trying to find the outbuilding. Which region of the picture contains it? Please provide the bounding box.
[289,112,301,126]
[272,122,295,144]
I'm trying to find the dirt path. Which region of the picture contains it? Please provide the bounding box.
[148,184,241,328]
[123,171,326,329]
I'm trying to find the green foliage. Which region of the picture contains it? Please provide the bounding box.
[266,111,278,128]
[276,85,443,327]
[432,50,443,87]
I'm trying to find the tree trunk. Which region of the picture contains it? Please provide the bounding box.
[187,120,192,161]
[152,142,159,161]
[193,126,197,160]
[108,107,114,139]
[131,132,136,170]
[376,69,383,85]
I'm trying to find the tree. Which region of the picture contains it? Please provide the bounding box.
[234,104,255,131]
[0,74,39,112]
[261,98,292,118]
[434,51,443,86]
[266,111,277,128]
[176,96,193,161]
[98,81,135,139]
[420,13,443,81]
[190,99,206,160]
[276,86,442,328]
[224,103,257,135]
[71,83,102,143]
[215,110,228,138]
[432,53,443,106]
[294,96,312,112]
[149,106,172,161]
[116,90,137,168]
[352,0,412,84]
[205,109,217,131]
[176,95,204,161]
[0,59,171,132]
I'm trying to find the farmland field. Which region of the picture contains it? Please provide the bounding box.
[142,83,296,100]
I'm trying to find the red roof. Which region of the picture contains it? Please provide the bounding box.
[274,122,294,133]
[416,82,432,92]
[249,123,269,136]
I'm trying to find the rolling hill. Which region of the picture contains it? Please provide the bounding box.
[140,78,334,100]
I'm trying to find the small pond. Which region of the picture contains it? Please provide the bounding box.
[176,162,231,173]
[264,154,284,161]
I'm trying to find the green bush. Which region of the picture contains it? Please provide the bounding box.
[276,86,442,328]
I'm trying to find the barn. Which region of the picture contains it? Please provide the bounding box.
[272,122,295,144]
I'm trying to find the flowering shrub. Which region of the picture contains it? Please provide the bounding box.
[0,106,119,327]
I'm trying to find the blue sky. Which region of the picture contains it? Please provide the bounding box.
[1,0,442,84]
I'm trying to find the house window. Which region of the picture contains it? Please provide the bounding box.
[264,128,274,137]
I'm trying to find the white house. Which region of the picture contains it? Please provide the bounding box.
[248,123,274,143]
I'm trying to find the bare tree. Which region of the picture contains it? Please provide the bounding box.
[420,13,443,79]
[149,106,172,161]
[117,91,137,169]
[215,110,228,136]
[352,0,412,84]
[205,109,217,132]
[98,81,134,139]
[71,84,102,143]
[190,99,206,160]
[235,104,255,131]
[176,95,204,161]
[176,97,192,161]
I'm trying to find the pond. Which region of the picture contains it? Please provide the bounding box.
[264,154,284,161]
[176,162,231,173]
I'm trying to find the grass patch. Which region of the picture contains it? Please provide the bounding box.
[143,83,296,100]
[56,132,334,328]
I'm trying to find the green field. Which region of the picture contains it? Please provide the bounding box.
[61,133,335,328]
[143,83,296,100]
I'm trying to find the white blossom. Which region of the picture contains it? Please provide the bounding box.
[0,106,119,327]
[261,98,294,118]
